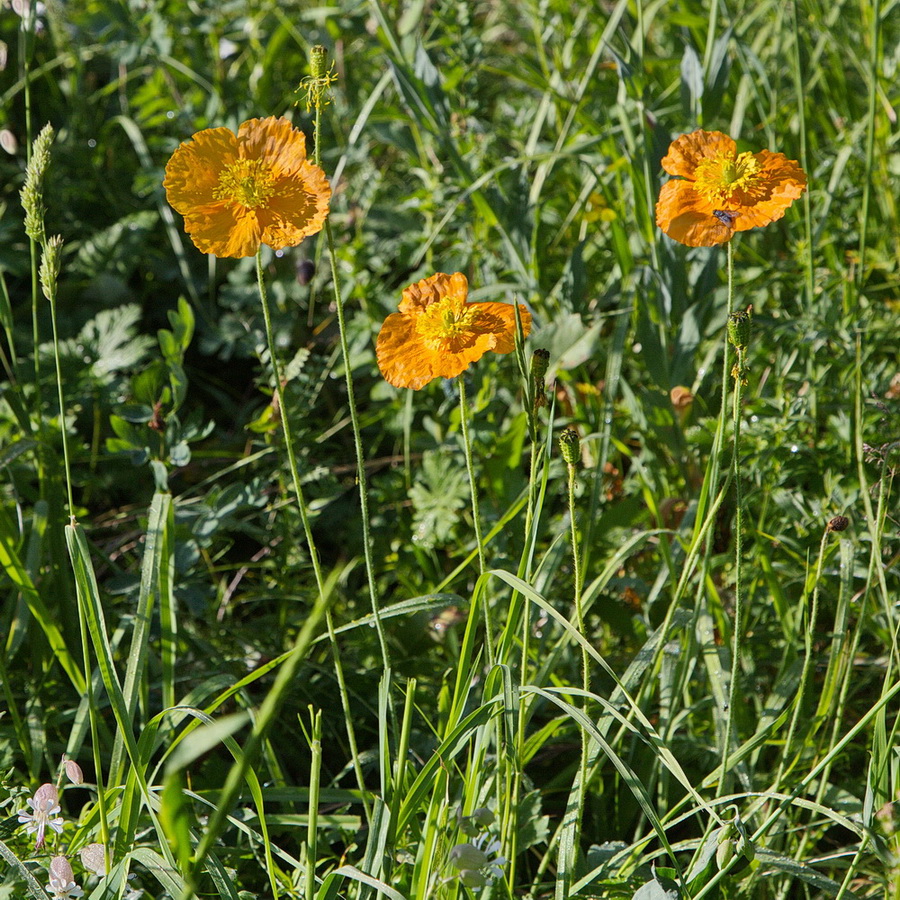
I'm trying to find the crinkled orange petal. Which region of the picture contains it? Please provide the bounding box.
[182,205,263,258]
[163,127,239,212]
[376,312,447,389]
[257,162,332,250]
[164,116,331,258]
[656,180,735,247]
[235,116,313,170]
[376,278,531,390]
[468,302,531,354]
[660,130,736,178]
[730,150,808,231]
[399,271,469,314]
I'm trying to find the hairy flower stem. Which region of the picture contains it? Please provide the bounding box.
[458,376,494,667]
[313,99,391,683]
[255,252,325,597]
[565,457,589,694]
[718,242,743,797]
[254,252,369,817]
[556,433,590,900]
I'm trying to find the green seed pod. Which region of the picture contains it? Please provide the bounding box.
[310,45,328,80]
[727,305,752,351]
[558,427,580,466]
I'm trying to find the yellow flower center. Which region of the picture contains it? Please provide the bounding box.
[416,295,478,351]
[213,158,276,208]
[693,150,762,205]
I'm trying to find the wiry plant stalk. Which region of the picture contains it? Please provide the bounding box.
[307,44,392,681]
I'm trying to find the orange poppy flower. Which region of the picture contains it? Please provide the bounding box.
[163,116,331,258]
[655,130,806,247]
[376,272,531,390]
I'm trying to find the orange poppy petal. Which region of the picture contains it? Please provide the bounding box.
[660,130,736,179]
[237,116,308,167]
[165,116,331,258]
[731,150,807,231]
[182,204,263,258]
[400,272,468,314]
[163,127,239,212]
[257,163,332,250]
[469,302,531,353]
[376,312,491,388]
[376,313,445,389]
[656,180,734,247]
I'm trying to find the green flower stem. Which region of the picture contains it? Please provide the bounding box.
[47,277,75,524]
[702,242,735,538]
[719,345,745,792]
[558,446,589,899]
[255,250,325,598]
[564,447,588,693]
[457,375,494,667]
[717,242,743,797]
[254,251,369,816]
[303,708,323,900]
[314,98,391,680]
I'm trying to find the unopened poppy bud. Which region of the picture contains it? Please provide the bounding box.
[62,757,83,785]
[531,349,550,409]
[727,305,752,351]
[530,349,549,381]
[310,45,328,80]
[449,843,489,871]
[558,427,580,466]
[827,515,849,533]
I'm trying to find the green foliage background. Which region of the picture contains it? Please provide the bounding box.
[0,0,899,898]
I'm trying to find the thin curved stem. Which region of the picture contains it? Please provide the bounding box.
[458,376,493,667]
[254,251,370,816]
[315,93,391,679]
[719,344,745,793]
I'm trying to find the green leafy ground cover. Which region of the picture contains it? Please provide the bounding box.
[1,0,899,898]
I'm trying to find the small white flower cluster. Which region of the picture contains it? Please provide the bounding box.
[17,783,64,850]
[448,807,508,889]
[14,757,104,899]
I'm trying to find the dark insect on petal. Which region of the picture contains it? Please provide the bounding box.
[713,209,738,226]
